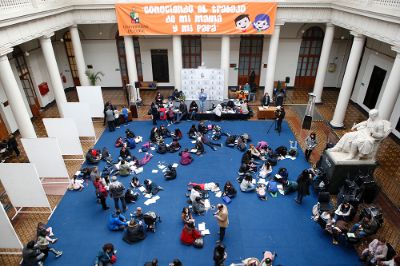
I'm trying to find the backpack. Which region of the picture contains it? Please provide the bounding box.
[226,135,236,146]
[126,138,136,149]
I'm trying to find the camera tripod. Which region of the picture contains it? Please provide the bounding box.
[266,119,281,135]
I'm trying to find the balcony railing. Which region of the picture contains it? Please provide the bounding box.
[0,0,399,21]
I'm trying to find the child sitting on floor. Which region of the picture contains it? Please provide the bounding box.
[256,183,267,200]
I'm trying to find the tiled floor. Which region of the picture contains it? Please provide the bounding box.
[1,87,399,265]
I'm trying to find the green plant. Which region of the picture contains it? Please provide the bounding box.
[85,70,104,85]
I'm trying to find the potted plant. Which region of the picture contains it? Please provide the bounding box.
[85,70,104,85]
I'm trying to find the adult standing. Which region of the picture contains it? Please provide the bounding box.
[295,170,312,204]
[21,240,45,266]
[214,204,229,242]
[7,133,20,157]
[149,102,159,125]
[155,91,164,106]
[213,242,227,266]
[275,106,285,133]
[198,88,207,113]
[105,107,115,132]
[94,177,109,210]
[261,93,271,107]
[109,176,127,212]
[304,132,317,162]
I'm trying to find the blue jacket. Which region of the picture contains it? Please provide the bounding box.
[108,214,128,231]
[94,250,113,264]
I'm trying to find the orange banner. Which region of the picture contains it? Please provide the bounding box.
[116,2,277,36]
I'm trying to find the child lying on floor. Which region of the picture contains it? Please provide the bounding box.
[187,182,220,192]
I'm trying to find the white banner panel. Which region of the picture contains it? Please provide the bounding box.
[21,138,69,178]
[43,118,83,156]
[181,69,224,101]
[0,164,51,208]
[62,102,96,137]
[76,86,105,118]
[0,202,22,249]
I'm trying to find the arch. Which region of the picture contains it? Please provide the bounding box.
[294,26,324,89]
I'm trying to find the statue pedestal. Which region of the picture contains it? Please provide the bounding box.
[319,151,377,194]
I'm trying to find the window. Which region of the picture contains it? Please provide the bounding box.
[115,33,143,85]
[63,31,80,86]
[296,27,324,78]
[182,36,201,68]
[238,36,263,85]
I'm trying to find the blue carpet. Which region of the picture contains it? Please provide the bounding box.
[45,120,360,266]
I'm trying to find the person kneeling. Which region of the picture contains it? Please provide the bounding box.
[240,175,256,192]
[180,220,202,246]
[108,210,128,231]
[123,219,146,244]
[192,197,206,215]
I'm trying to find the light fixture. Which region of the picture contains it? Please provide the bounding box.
[24,51,30,57]
[340,36,345,40]
[99,31,103,36]
[301,30,305,34]
[60,38,64,42]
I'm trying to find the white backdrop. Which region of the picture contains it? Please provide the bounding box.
[62,102,96,137]
[76,86,105,118]
[21,138,69,178]
[43,118,83,156]
[181,69,224,101]
[0,202,22,249]
[0,164,51,208]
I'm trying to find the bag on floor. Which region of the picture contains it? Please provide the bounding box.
[275,146,288,156]
[193,237,204,248]
[267,157,278,166]
[222,196,232,204]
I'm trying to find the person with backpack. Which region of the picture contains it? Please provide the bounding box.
[295,169,312,204]
[94,177,109,210]
[149,102,159,125]
[109,176,127,212]
[123,219,146,244]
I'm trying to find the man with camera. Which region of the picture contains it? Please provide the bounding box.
[275,106,286,133]
[214,204,229,242]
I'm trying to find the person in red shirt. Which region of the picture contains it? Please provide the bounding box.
[180,220,201,245]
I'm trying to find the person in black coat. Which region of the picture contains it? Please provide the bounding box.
[7,134,20,157]
[261,92,271,107]
[21,240,45,266]
[275,106,286,133]
[213,242,227,266]
[148,102,159,125]
[295,169,312,204]
[188,125,199,139]
[164,165,177,180]
[189,101,198,120]
[222,181,237,198]
[123,219,146,244]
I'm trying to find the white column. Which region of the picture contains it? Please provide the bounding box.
[378,47,400,120]
[70,25,89,86]
[40,33,67,117]
[0,49,36,138]
[313,23,335,103]
[172,35,183,90]
[124,36,138,101]
[220,36,230,99]
[264,24,282,96]
[330,32,365,128]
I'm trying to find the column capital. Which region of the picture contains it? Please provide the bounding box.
[41,32,55,40]
[70,24,78,29]
[350,31,364,39]
[275,20,285,27]
[0,46,13,57]
[391,46,400,54]
[326,22,335,28]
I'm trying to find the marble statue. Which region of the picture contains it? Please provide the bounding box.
[329,109,392,160]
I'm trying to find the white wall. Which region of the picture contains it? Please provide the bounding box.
[201,37,221,69]
[275,39,302,87]
[228,37,240,86]
[324,39,351,88]
[139,37,175,86]
[53,41,75,89]
[82,40,122,87]
[25,48,56,107]
[351,46,400,137]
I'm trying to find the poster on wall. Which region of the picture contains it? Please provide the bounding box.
[181,69,224,101]
[116,2,277,35]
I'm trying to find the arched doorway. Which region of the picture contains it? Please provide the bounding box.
[63,31,80,86]
[294,27,324,89]
[238,36,263,86]
[115,33,143,87]
[13,47,41,117]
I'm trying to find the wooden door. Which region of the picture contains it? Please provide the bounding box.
[295,27,324,89]
[0,114,9,140]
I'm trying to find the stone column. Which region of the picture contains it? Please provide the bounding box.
[378,47,400,120]
[0,48,36,138]
[124,36,138,101]
[313,23,335,103]
[330,32,365,128]
[69,25,89,86]
[172,35,183,90]
[220,36,230,99]
[40,32,67,117]
[264,24,282,96]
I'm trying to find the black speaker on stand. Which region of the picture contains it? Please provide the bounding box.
[302,93,316,130]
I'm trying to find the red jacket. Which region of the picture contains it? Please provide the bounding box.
[180,225,201,245]
[159,108,167,120]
